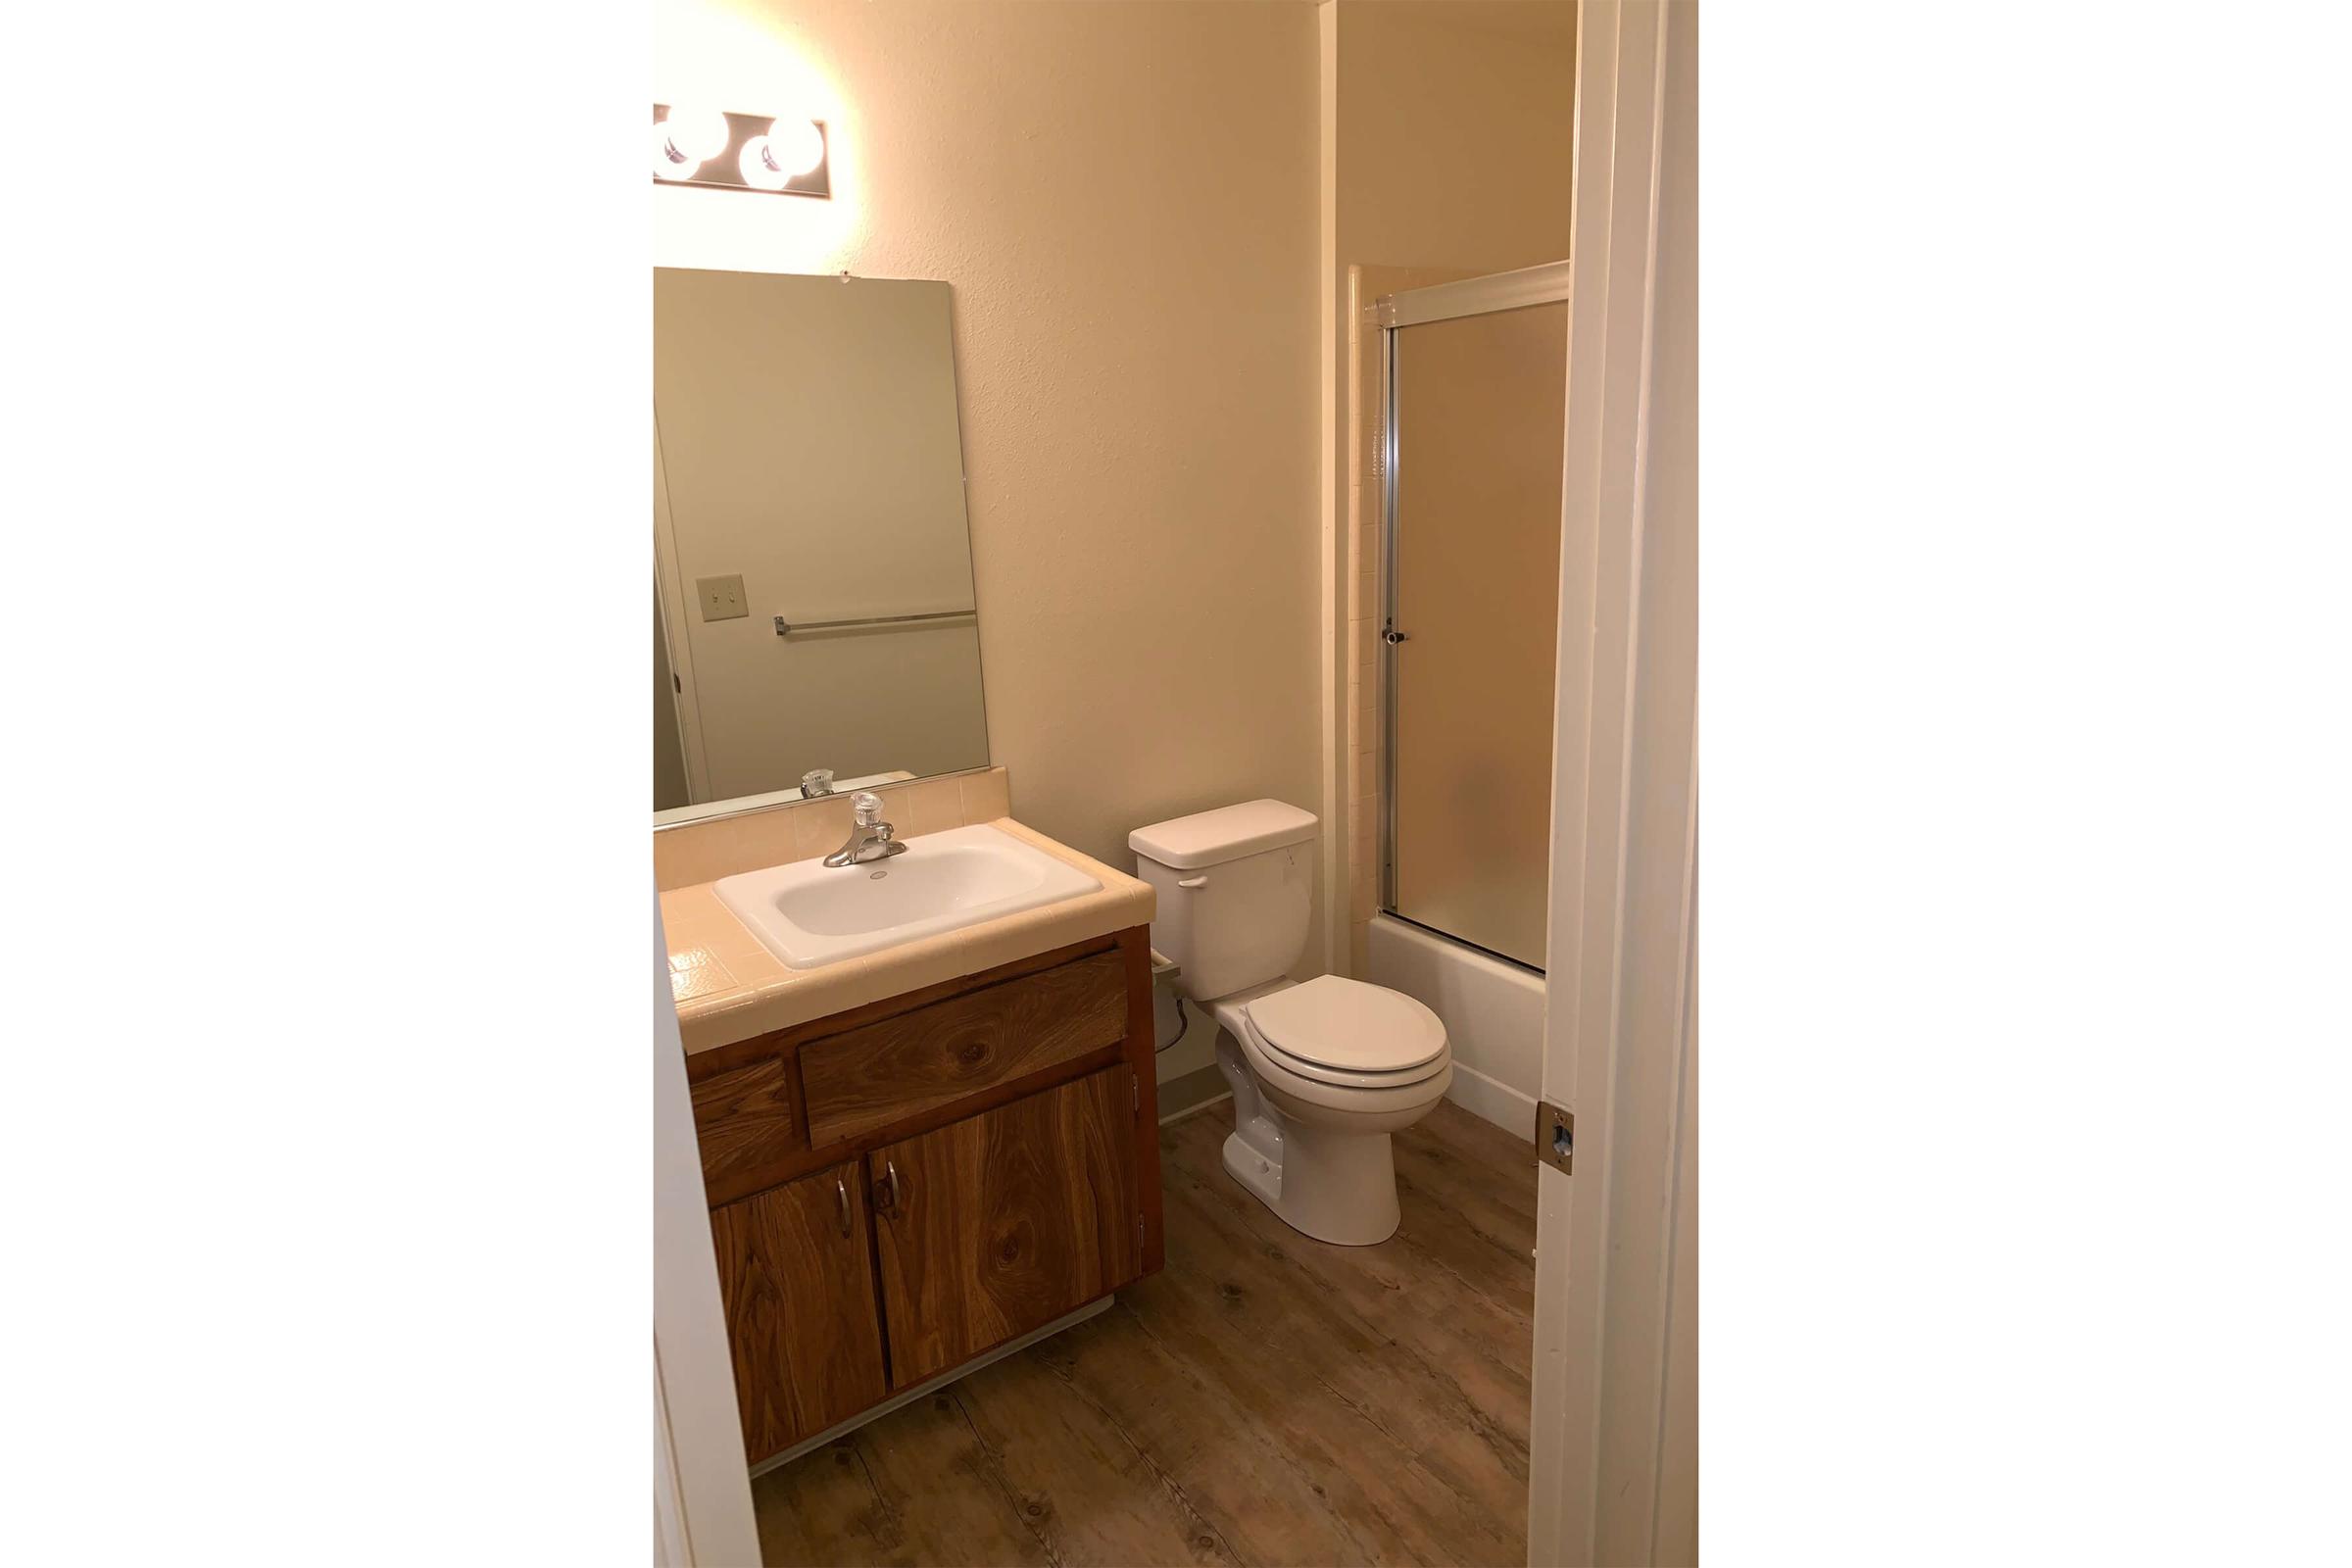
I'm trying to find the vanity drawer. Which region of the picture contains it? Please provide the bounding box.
[690,1054,807,1195]
[800,949,1130,1147]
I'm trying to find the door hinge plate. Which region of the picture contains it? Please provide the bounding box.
[1535,1099,1574,1176]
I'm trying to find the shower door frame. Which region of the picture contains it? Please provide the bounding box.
[1374,259,1574,962]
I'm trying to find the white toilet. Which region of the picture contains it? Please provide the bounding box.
[1131,800,1452,1246]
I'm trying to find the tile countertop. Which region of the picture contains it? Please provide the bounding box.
[661,816,1156,1054]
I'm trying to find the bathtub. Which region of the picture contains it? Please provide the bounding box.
[1365,913,1545,1137]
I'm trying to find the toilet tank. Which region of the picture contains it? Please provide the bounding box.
[1129,800,1319,1002]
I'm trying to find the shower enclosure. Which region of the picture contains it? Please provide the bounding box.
[1377,262,1571,974]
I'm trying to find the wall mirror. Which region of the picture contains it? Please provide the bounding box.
[654,268,988,823]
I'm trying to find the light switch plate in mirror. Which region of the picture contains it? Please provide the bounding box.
[696,574,748,621]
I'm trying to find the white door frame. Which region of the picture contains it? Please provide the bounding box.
[1529,2,1699,1564]
[654,889,759,1565]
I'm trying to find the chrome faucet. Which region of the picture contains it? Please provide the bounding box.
[824,791,906,867]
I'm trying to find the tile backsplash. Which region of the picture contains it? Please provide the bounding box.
[654,765,1012,890]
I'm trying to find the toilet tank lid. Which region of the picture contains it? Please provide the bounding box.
[1129,799,1318,870]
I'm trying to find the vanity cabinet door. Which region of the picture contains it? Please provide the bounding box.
[709,1160,891,1462]
[867,1064,1142,1389]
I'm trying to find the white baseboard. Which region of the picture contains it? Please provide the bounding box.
[1160,1089,1231,1127]
[1445,1058,1537,1138]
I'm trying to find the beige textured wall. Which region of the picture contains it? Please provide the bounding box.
[1336,1,1578,274]
[655,0,1326,969]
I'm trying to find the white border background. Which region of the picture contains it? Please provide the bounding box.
[6,0,2348,1560]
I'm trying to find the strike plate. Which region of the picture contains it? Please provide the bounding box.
[1536,1099,1574,1176]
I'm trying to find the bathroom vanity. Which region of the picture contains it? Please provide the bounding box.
[662,796,1162,1467]
[653,267,1169,1467]
[690,927,1159,1463]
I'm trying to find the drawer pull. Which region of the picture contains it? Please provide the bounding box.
[835,1175,853,1238]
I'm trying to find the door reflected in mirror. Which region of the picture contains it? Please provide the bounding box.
[654,268,988,823]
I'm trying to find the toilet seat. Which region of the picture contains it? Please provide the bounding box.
[1243,975,1448,1090]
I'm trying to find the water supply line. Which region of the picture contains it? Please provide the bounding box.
[1151,951,1190,1054]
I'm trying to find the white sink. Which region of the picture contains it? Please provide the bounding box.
[714,823,1102,971]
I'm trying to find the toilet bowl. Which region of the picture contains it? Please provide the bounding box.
[1207,976,1451,1245]
[1130,800,1454,1247]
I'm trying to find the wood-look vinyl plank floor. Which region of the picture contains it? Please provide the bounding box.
[754,1100,1536,1568]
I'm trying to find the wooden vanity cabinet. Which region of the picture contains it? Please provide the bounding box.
[687,926,1161,1465]
[708,1162,890,1460]
[868,1064,1142,1388]
[800,948,1130,1147]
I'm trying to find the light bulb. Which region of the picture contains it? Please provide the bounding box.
[764,119,826,177]
[651,122,703,180]
[660,107,731,163]
[738,137,791,190]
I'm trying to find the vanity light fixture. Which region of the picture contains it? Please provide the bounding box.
[653,104,830,199]
[651,107,730,178]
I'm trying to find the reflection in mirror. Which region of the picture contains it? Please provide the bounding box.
[653,268,988,822]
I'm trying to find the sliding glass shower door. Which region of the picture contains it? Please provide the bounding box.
[1381,268,1570,971]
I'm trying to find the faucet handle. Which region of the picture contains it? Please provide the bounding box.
[851,790,886,826]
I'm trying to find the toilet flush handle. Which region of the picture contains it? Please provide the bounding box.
[1177,874,1208,890]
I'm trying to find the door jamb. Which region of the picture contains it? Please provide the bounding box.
[653,892,760,1565]
[1528,2,1697,1563]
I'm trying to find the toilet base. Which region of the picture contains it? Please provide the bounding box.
[1222,1123,1401,1247]
[1214,1028,1404,1247]
[1220,1130,1284,1215]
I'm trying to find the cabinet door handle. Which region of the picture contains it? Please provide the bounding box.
[873,1159,902,1218]
[834,1175,852,1238]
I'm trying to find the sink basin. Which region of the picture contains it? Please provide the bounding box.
[714,822,1102,970]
